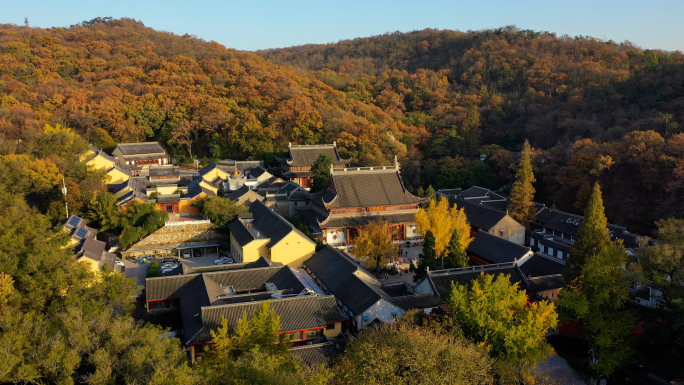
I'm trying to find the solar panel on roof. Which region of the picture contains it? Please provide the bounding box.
[75,228,88,239]
[67,216,81,227]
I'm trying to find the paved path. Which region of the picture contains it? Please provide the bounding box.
[536,353,587,385]
[124,259,149,287]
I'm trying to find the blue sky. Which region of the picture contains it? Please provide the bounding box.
[1,0,682,52]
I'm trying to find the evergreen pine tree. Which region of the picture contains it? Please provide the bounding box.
[461,106,481,156]
[425,185,436,200]
[416,186,425,197]
[445,231,468,268]
[412,230,438,281]
[564,182,612,282]
[508,140,536,229]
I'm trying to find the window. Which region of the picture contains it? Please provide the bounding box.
[305,330,323,340]
[166,205,173,213]
[510,228,514,236]
[548,292,554,299]
[326,323,336,330]
[499,229,504,237]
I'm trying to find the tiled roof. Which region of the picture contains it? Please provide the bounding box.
[149,166,179,177]
[518,253,565,278]
[280,143,350,167]
[248,166,269,179]
[187,296,342,345]
[250,200,315,248]
[391,293,443,310]
[534,207,641,248]
[320,212,418,229]
[185,179,217,199]
[467,231,531,264]
[116,142,167,156]
[305,246,361,292]
[146,266,303,301]
[527,275,565,292]
[157,194,181,203]
[81,237,106,262]
[426,263,528,300]
[459,186,492,199]
[321,168,425,209]
[180,275,225,344]
[290,341,346,368]
[450,198,511,231]
[228,220,255,247]
[333,274,387,315]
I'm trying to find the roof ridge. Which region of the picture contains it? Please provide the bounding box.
[201,293,320,310]
[429,262,516,276]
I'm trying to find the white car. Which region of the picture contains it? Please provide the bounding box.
[115,259,124,266]
[182,251,191,258]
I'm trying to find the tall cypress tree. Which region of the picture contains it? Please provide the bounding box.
[461,106,481,156]
[564,182,612,282]
[508,140,536,229]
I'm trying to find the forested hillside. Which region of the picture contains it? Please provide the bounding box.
[260,27,684,234]
[2,20,684,233]
[0,17,412,165]
[260,26,684,148]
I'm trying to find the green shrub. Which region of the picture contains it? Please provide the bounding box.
[147,260,160,278]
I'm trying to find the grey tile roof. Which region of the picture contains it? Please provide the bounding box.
[187,296,341,345]
[228,220,256,247]
[157,194,180,203]
[467,231,531,264]
[146,266,303,301]
[391,293,443,310]
[185,179,217,199]
[289,341,346,368]
[518,253,566,278]
[450,198,510,231]
[248,166,269,179]
[89,145,118,163]
[332,274,385,315]
[304,246,361,291]
[149,166,179,177]
[180,275,226,344]
[426,263,528,300]
[250,200,315,248]
[459,186,492,199]
[527,275,565,292]
[321,168,425,209]
[81,237,105,262]
[116,142,167,156]
[280,143,350,167]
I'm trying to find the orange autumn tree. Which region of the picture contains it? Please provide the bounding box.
[352,221,399,275]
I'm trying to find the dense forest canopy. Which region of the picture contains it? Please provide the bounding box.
[1,19,684,233]
[260,26,684,149]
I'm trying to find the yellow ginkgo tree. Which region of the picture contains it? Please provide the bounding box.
[414,196,472,269]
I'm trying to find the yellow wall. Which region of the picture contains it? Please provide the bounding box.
[269,231,316,268]
[537,288,561,301]
[180,197,204,215]
[202,167,230,182]
[236,238,270,263]
[87,154,116,171]
[106,167,130,184]
[151,185,179,195]
[199,180,219,194]
[323,322,343,338]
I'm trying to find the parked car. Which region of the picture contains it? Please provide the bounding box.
[115,259,125,266]
[136,256,149,263]
[162,257,179,264]
[182,251,191,258]
[193,249,201,258]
